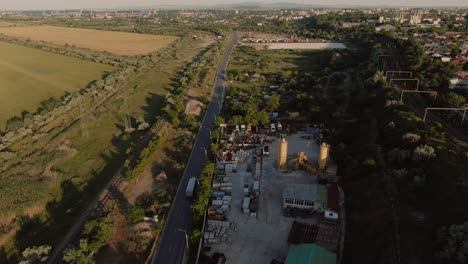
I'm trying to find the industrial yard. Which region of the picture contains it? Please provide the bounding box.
[246,43,347,50]
[200,127,343,264]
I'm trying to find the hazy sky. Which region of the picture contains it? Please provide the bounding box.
[0,0,467,10]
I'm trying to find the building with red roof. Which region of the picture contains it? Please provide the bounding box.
[324,183,340,220]
[456,71,468,78]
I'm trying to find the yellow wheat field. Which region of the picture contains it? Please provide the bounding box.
[0,25,178,55]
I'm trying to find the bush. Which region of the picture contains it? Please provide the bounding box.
[402,133,421,143]
[437,222,468,263]
[447,92,466,107]
[19,245,51,264]
[82,215,114,253]
[63,239,95,264]
[412,144,436,162]
[127,206,145,224]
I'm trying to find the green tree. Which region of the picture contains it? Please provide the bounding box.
[82,215,114,253]
[127,206,145,224]
[19,245,51,264]
[281,70,293,80]
[214,117,225,127]
[448,43,460,57]
[229,115,244,125]
[265,95,280,112]
[256,110,271,126]
[63,239,95,264]
[184,115,199,131]
[447,92,466,107]
[191,162,214,226]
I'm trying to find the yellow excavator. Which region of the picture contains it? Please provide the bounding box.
[292,152,318,175]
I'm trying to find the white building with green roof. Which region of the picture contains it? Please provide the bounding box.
[283,184,327,212]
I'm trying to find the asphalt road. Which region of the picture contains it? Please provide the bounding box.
[151,31,238,264]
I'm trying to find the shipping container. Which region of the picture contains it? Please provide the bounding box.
[253,181,260,191]
[212,200,223,206]
[212,192,225,198]
[243,197,251,209]
[220,186,232,192]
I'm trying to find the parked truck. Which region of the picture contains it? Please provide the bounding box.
[186,177,197,198]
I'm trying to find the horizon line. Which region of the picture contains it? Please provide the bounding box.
[1,3,467,12]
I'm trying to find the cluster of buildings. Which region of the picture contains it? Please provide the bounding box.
[450,71,468,90]
[411,31,467,90]
[418,32,468,64]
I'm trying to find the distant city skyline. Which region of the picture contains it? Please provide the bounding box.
[0,0,467,10]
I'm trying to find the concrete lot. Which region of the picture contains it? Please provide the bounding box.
[210,133,320,263]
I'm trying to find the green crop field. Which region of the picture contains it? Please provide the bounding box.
[0,41,112,129]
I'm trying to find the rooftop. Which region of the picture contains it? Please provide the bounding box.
[283,184,317,202]
[326,183,340,213]
[285,243,337,264]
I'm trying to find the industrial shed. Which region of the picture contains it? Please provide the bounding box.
[283,184,325,211]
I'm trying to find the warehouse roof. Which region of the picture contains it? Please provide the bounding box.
[283,184,317,202]
[285,243,336,264]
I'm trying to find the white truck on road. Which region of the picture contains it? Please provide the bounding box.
[186,177,197,198]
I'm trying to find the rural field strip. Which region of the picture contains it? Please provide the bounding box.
[47,119,168,264]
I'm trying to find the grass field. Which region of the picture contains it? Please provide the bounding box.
[0,41,112,129]
[228,47,335,79]
[0,32,216,263]
[0,25,178,55]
